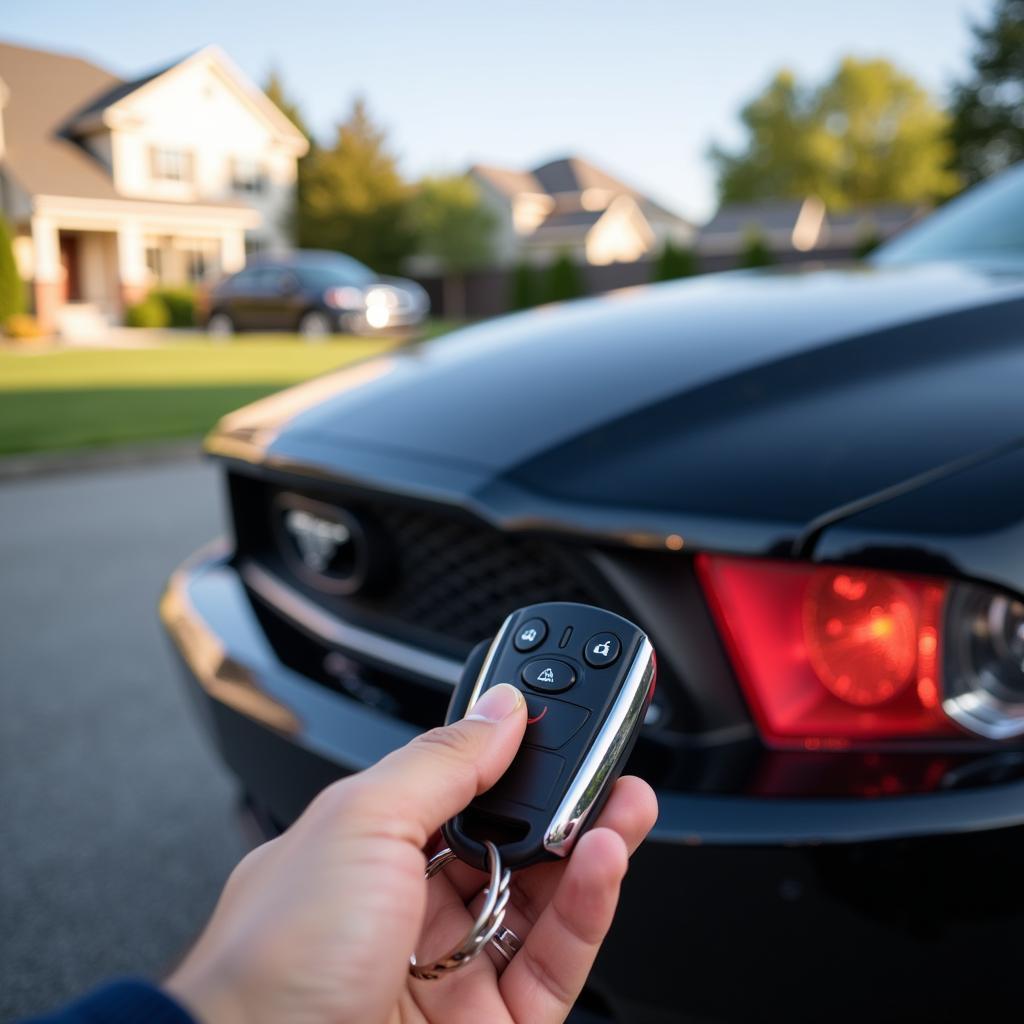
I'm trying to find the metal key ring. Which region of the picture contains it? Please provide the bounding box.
[410,840,511,980]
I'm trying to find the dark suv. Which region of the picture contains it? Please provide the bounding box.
[206,251,429,337]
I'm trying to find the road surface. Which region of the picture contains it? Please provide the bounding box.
[0,459,248,1020]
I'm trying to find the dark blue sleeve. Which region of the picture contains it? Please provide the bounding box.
[22,978,196,1024]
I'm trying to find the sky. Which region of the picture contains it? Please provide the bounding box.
[4,0,993,222]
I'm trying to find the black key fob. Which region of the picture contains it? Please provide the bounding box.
[442,602,656,871]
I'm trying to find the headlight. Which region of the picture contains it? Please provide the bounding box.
[943,582,1024,739]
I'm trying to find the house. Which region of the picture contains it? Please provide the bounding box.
[697,197,923,257]
[0,41,308,331]
[470,156,694,267]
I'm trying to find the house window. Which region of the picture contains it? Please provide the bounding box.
[150,147,193,183]
[231,158,265,194]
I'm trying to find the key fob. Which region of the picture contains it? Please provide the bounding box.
[442,602,656,871]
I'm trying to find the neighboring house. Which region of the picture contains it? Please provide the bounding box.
[0,41,308,330]
[697,197,923,257]
[470,156,694,267]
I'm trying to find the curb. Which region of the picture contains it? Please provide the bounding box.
[0,439,205,483]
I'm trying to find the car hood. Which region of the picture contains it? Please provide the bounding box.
[212,262,1024,551]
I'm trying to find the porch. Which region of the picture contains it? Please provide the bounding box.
[20,196,261,332]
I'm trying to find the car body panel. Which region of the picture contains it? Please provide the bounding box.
[210,262,1024,560]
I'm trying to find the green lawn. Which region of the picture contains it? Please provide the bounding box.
[0,335,398,456]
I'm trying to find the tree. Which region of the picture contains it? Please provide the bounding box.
[950,0,1024,185]
[711,58,960,208]
[509,260,540,310]
[542,252,584,303]
[295,97,414,273]
[411,176,495,317]
[263,69,311,141]
[739,230,774,269]
[0,214,24,324]
[652,240,697,281]
[263,70,312,247]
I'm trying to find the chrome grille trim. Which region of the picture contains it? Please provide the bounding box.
[241,559,464,688]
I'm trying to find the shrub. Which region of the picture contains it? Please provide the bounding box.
[739,230,774,269]
[0,214,25,322]
[150,286,196,327]
[509,260,540,310]
[125,295,171,328]
[854,231,884,259]
[542,252,584,304]
[652,241,698,281]
[4,313,44,339]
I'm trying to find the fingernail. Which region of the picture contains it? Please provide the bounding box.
[466,683,524,722]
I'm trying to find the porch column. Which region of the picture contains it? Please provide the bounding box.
[221,228,246,274]
[30,214,60,332]
[116,223,148,311]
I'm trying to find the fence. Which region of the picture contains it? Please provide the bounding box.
[413,245,862,320]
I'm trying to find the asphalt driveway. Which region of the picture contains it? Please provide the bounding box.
[1,458,248,1020]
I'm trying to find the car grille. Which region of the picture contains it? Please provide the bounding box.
[364,504,603,644]
[230,473,612,651]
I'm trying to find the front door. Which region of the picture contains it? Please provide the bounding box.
[59,235,82,303]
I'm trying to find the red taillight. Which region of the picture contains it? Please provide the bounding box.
[696,555,958,748]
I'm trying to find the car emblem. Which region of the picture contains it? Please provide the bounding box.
[284,508,351,572]
[272,494,385,596]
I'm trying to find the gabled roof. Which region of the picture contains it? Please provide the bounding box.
[471,154,691,229]
[700,199,809,236]
[471,164,544,197]
[0,40,307,204]
[0,40,121,199]
[62,59,180,130]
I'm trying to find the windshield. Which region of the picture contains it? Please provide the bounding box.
[294,254,377,288]
[875,163,1024,269]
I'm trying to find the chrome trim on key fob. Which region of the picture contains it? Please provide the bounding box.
[543,637,655,856]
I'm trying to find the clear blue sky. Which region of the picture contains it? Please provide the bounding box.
[5,0,992,221]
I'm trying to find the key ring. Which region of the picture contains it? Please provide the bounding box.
[409,840,511,980]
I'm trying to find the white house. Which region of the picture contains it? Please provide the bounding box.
[0,41,308,330]
[470,157,694,268]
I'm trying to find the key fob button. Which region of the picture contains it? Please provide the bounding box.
[486,748,566,810]
[521,658,576,693]
[514,618,548,652]
[585,632,621,667]
[524,695,590,750]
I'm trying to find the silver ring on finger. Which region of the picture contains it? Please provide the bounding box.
[489,923,523,967]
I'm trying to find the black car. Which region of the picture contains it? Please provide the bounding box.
[163,165,1024,1023]
[206,250,430,337]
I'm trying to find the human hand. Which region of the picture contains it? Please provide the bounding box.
[166,682,658,1024]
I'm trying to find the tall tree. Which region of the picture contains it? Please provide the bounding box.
[296,97,414,273]
[262,69,311,141]
[950,0,1024,185]
[711,58,959,208]
[411,175,495,317]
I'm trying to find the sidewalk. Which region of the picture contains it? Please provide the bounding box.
[0,438,204,482]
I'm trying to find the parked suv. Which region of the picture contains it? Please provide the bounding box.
[206,251,430,337]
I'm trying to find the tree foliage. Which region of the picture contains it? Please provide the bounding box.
[295,97,414,273]
[411,176,495,274]
[263,69,311,141]
[950,0,1024,185]
[738,230,774,269]
[509,261,540,310]
[652,240,697,281]
[0,215,24,323]
[711,58,960,208]
[542,253,584,303]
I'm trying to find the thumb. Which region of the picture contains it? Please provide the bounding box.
[345,683,527,848]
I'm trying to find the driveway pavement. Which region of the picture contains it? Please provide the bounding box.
[1,459,248,1020]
